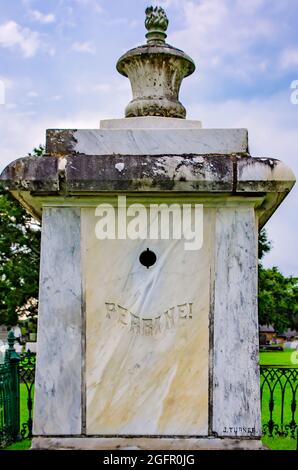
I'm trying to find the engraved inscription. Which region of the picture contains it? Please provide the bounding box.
[222,426,257,436]
[104,302,193,336]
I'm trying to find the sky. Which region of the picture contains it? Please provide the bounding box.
[0,0,297,275]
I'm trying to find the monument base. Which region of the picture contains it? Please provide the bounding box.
[31,437,265,450]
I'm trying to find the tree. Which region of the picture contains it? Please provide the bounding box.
[258,228,298,332]
[258,228,271,260]
[0,147,43,325]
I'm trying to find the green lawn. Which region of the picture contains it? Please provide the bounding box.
[4,383,33,450]
[260,349,298,367]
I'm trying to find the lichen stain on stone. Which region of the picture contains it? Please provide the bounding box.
[58,157,67,172]
[46,129,78,157]
[115,162,125,172]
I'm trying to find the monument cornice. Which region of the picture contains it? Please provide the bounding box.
[1,152,294,228]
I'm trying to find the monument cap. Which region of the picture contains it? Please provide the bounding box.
[116,6,195,119]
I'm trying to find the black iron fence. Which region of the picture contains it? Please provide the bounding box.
[19,349,36,439]
[0,332,36,447]
[0,331,20,447]
[1,332,298,448]
[260,366,298,445]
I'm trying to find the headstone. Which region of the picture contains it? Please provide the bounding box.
[0,325,7,343]
[0,340,6,364]
[25,342,37,354]
[0,6,296,450]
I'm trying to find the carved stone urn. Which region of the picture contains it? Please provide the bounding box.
[116,6,195,118]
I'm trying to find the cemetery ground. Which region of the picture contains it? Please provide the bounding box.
[4,384,33,450]
[259,350,298,367]
[3,350,297,451]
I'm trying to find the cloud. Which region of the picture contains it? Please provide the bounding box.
[27,91,39,98]
[0,76,14,89]
[93,83,112,92]
[74,76,130,97]
[0,77,14,106]
[0,82,5,105]
[30,10,55,24]
[47,95,62,102]
[0,21,40,58]
[73,0,103,13]
[166,0,286,84]
[71,41,96,54]
[0,112,45,167]
[47,47,56,57]
[157,0,181,7]
[280,48,298,70]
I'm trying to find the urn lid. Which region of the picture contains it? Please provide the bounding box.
[116,6,195,119]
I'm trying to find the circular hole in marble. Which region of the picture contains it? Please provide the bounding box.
[139,248,157,269]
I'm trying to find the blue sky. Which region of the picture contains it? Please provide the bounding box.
[0,0,297,275]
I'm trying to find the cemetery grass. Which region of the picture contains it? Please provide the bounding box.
[4,383,33,450]
[259,349,298,367]
[260,349,298,450]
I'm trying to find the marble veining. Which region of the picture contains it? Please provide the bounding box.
[100,117,202,130]
[33,208,82,435]
[73,128,248,156]
[212,207,261,437]
[82,207,213,435]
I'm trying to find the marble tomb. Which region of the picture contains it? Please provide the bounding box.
[0,6,295,450]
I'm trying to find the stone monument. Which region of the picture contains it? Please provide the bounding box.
[0,7,295,450]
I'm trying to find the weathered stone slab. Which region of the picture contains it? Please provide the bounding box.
[45,128,248,156]
[0,155,59,191]
[212,207,261,437]
[33,208,82,435]
[64,154,234,192]
[100,117,202,129]
[31,437,265,450]
[237,156,296,193]
[2,154,295,196]
[82,207,212,435]
[0,154,295,229]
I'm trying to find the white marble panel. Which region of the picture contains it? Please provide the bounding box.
[73,128,248,156]
[33,208,82,435]
[100,117,202,129]
[82,207,213,435]
[212,207,261,437]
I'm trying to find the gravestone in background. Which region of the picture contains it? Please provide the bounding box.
[0,7,295,449]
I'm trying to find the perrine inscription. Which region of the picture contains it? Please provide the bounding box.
[104,301,193,336]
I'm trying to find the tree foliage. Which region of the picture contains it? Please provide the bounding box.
[258,228,298,332]
[0,147,42,325]
[258,228,271,261]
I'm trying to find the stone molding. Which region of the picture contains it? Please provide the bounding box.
[1,153,295,226]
